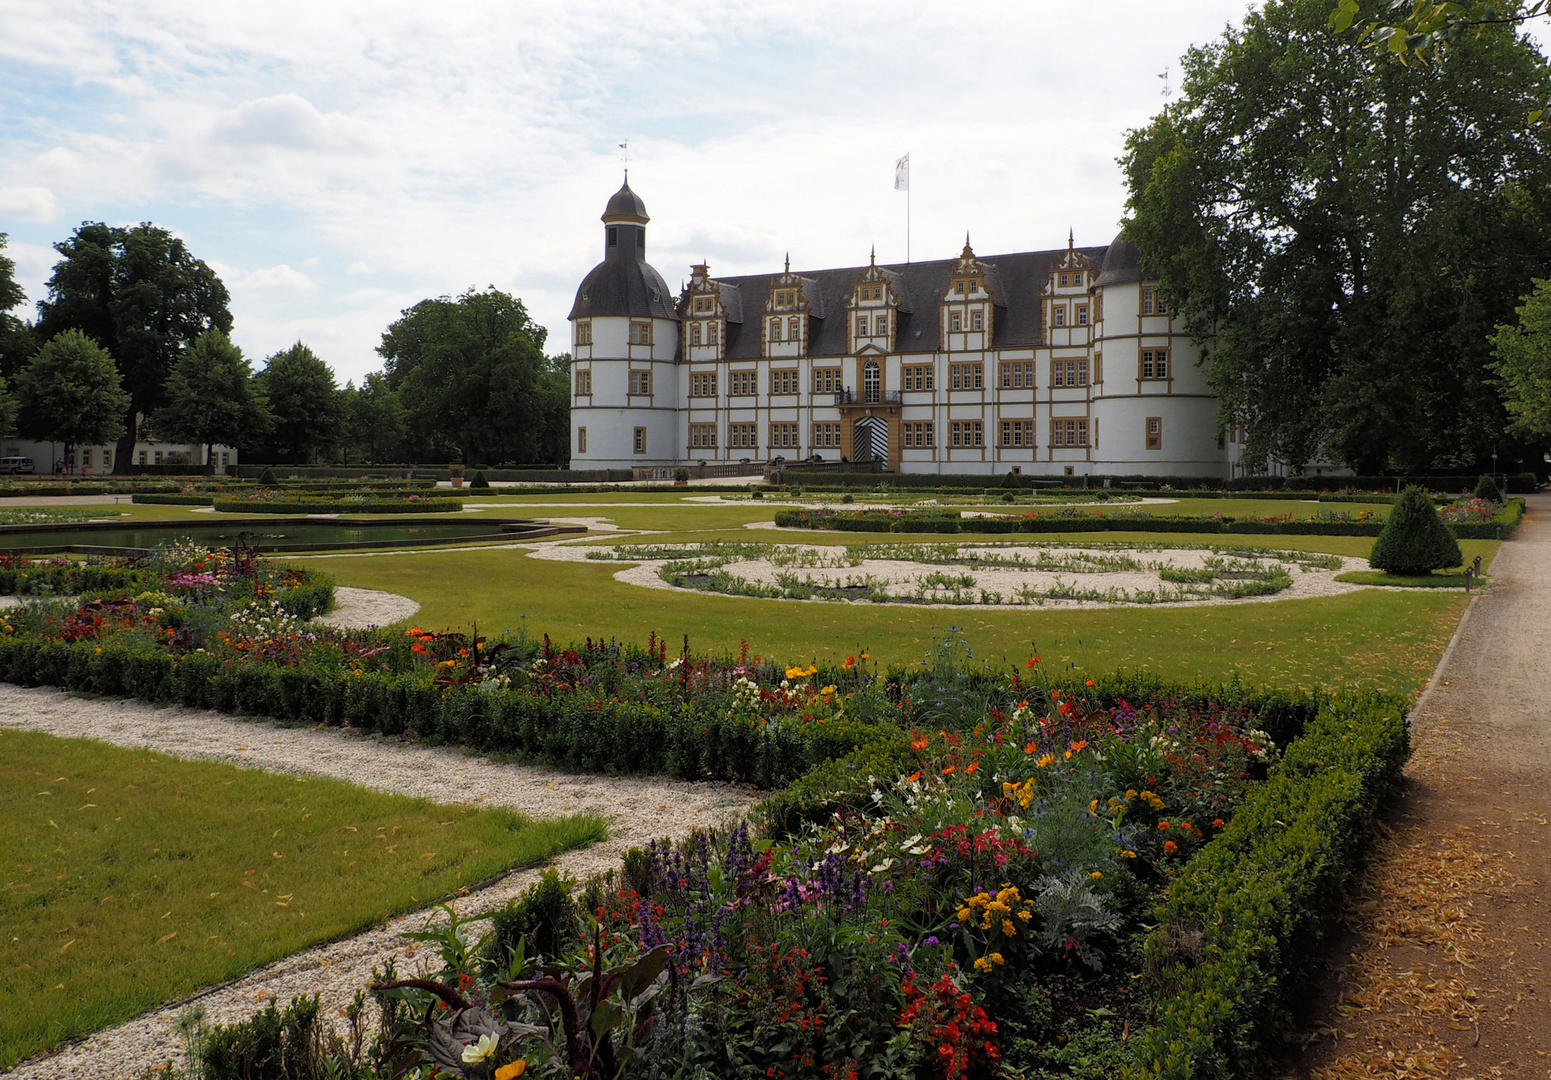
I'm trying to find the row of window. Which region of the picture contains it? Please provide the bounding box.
[576,418,1168,455]
[580,289,1166,350]
[579,352,1170,398]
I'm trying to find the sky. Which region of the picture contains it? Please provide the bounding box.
[1,1,1540,385]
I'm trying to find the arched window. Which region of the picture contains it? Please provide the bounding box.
[864,359,881,404]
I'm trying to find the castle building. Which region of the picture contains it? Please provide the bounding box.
[569,177,1243,478]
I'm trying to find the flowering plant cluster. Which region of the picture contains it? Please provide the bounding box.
[1437,496,1500,523]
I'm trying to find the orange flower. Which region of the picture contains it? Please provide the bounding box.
[495,1061,527,1080]
[843,655,856,669]
[1023,741,1037,754]
[911,737,930,751]
[1025,656,1039,667]
[1212,818,1226,829]
[1070,740,1088,752]
[1085,679,1095,687]
[942,765,956,774]
[1051,689,1061,700]
[906,771,922,784]
[965,762,979,774]
[1163,840,1178,855]
[1158,820,1170,830]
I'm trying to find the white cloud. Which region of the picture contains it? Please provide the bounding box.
[344,261,374,275]
[236,264,314,291]
[0,186,58,223]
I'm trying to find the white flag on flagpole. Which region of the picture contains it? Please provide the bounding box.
[894,153,909,191]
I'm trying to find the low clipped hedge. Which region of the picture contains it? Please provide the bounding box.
[1129,692,1409,1079]
[210,498,463,514]
[0,563,154,595]
[132,493,215,506]
[773,506,1523,540]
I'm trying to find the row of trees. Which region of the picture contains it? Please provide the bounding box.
[0,227,571,470]
[1121,0,1551,474]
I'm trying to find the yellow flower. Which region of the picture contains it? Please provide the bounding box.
[973,956,993,973]
[1017,909,1032,921]
[819,685,837,696]
[1036,754,1056,768]
[989,952,1005,965]
[1090,871,1103,879]
[1002,919,1017,936]
[495,1062,527,1080]
[784,665,806,680]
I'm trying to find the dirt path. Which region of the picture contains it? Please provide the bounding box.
[1289,493,1551,1079]
[0,689,755,1079]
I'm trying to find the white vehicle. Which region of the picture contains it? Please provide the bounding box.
[0,457,35,474]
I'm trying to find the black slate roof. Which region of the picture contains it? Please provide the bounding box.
[1094,233,1147,287]
[700,246,1109,361]
[569,259,677,320]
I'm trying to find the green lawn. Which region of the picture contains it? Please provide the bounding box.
[294,540,1472,695]
[0,730,605,1069]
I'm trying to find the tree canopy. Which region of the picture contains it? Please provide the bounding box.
[1122,0,1551,474]
[1491,277,1551,442]
[378,288,568,465]
[15,330,131,453]
[255,343,344,464]
[0,233,35,382]
[36,222,231,471]
[152,330,269,467]
[343,372,408,463]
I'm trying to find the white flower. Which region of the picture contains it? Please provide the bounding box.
[461,1032,500,1064]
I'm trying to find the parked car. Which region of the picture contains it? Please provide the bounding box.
[0,457,35,474]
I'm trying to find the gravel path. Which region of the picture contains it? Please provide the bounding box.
[313,585,421,629]
[1291,493,1551,1077]
[0,688,756,1079]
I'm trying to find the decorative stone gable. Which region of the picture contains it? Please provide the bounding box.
[763,255,820,359]
[941,235,995,350]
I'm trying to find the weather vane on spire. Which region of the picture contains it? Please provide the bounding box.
[1159,66,1172,99]
[618,140,630,178]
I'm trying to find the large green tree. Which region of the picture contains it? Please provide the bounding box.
[1491,277,1551,442]
[255,343,343,464]
[151,330,269,469]
[15,330,132,460]
[343,372,408,463]
[1122,0,1551,474]
[0,233,37,382]
[378,288,564,465]
[35,223,231,472]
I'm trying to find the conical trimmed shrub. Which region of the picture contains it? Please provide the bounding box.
[1473,474,1502,502]
[1369,486,1462,575]
[469,470,490,488]
[258,467,278,487]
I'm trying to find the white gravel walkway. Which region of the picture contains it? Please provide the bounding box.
[312,585,422,629]
[0,686,755,1080]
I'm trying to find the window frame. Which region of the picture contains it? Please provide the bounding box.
[632,427,646,454]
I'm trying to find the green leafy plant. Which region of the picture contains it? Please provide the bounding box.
[1368,486,1462,575]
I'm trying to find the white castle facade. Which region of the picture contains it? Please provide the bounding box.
[569,178,1245,478]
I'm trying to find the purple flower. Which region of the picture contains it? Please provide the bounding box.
[923,936,940,947]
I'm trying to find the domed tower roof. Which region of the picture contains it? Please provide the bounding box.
[570,176,676,320]
[601,177,649,224]
[1094,231,1148,286]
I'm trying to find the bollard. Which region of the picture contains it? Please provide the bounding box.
[1473,555,1482,575]
[1464,566,1473,592]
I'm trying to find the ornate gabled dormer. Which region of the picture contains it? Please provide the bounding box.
[1044,230,1095,341]
[763,255,822,359]
[941,235,994,351]
[847,247,908,354]
[681,262,729,360]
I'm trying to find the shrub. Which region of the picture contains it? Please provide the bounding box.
[201,995,320,1080]
[840,493,854,504]
[1368,486,1462,575]
[491,868,580,965]
[469,470,490,488]
[1473,474,1502,502]
[257,467,279,487]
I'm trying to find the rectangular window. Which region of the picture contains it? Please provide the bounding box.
[770,369,798,395]
[577,427,587,454]
[856,316,868,337]
[1140,349,1171,379]
[1076,305,1088,326]
[999,361,1034,389]
[629,321,652,345]
[812,367,841,395]
[728,422,758,450]
[1059,273,1069,287]
[949,363,983,390]
[1051,359,1088,388]
[901,364,934,391]
[951,312,962,332]
[730,370,757,396]
[708,323,719,344]
[575,320,593,346]
[948,420,984,449]
[689,423,717,450]
[999,420,1034,447]
[575,369,592,395]
[154,450,164,465]
[1053,306,1066,327]
[691,324,702,346]
[138,450,148,465]
[690,372,717,397]
[1051,418,1090,448]
[873,312,887,336]
[632,427,646,454]
[1141,288,1164,316]
[628,369,652,396]
[811,421,841,449]
[902,421,935,448]
[1146,416,1163,451]
[221,451,230,467]
[769,422,799,450]
[769,320,781,342]
[788,316,801,341]
[972,311,983,331]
